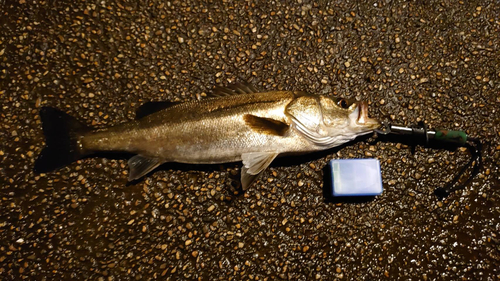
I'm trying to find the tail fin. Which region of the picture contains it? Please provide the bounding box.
[34,107,91,173]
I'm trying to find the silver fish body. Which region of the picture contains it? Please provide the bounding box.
[85,91,311,163]
[35,84,379,189]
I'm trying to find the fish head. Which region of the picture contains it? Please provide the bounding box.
[285,94,379,147]
[319,96,380,136]
[320,96,379,130]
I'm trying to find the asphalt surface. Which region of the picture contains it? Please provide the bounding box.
[1,0,499,280]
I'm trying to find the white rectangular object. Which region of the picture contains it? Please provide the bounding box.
[329,159,383,197]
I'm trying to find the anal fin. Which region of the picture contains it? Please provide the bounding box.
[241,152,278,190]
[128,155,164,181]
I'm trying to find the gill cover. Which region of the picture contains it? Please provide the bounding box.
[285,95,356,147]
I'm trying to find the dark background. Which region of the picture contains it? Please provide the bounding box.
[1,0,499,280]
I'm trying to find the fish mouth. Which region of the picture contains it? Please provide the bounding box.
[356,101,380,128]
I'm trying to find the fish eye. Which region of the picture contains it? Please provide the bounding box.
[337,98,349,109]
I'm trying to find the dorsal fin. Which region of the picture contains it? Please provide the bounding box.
[209,82,259,98]
[243,114,289,136]
[135,101,179,119]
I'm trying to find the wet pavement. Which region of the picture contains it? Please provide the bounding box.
[1,0,499,280]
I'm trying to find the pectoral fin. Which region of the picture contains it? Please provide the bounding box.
[128,155,164,181]
[243,114,289,136]
[241,152,278,190]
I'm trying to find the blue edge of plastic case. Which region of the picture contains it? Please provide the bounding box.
[329,159,383,197]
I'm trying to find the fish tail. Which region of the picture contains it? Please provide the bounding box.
[34,107,91,173]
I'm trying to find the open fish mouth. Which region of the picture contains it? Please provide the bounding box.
[357,101,380,128]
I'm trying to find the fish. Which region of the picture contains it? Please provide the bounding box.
[34,83,380,190]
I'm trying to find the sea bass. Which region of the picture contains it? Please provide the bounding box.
[35,83,379,190]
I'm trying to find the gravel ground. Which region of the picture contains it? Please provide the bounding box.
[1,0,499,280]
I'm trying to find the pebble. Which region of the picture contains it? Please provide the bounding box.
[1,1,497,281]
[419,77,429,84]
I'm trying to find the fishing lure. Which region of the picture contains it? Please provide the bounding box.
[375,121,482,200]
